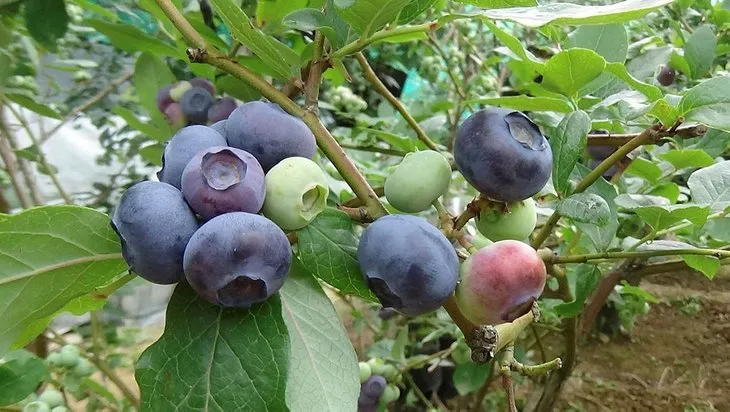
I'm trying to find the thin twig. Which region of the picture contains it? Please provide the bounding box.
[354,52,440,151]
[42,71,133,144]
[0,120,32,208]
[304,31,326,112]
[0,106,42,204]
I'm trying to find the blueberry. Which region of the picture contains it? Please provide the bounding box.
[384,150,452,213]
[657,64,676,86]
[207,97,237,123]
[180,87,214,125]
[378,307,398,320]
[181,146,266,219]
[156,85,174,112]
[164,103,186,129]
[357,215,459,316]
[58,344,80,367]
[226,101,317,171]
[210,120,227,136]
[183,212,292,308]
[454,108,552,202]
[38,389,64,408]
[359,362,373,383]
[261,157,329,230]
[190,77,216,96]
[359,375,387,407]
[22,401,50,412]
[157,125,227,189]
[111,181,199,284]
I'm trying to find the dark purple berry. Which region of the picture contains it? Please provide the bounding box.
[157,85,174,113]
[657,65,676,86]
[180,87,214,125]
[164,103,186,129]
[208,97,238,123]
[181,146,266,219]
[190,77,216,96]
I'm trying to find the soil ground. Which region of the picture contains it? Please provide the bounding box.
[556,270,730,412]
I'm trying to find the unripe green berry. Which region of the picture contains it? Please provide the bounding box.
[169,81,192,102]
[23,401,50,412]
[367,358,387,376]
[58,345,80,368]
[38,389,64,408]
[379,385,399,405]
[381,364,398,381]
[384,150,452,213]
[262,157,329,230]
[475,198,537,242]
[46,352,62,366]
[359,362,372,383]
[51,407,69,412]
[72,358,95,377]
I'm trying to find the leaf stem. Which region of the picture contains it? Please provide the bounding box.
[331,21,440,59]
[354,52,440,151]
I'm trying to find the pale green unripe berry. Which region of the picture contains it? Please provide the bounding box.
[38,389,64,408]
[262,157,329,230]
[381,364,398,380]
[51,407,69,412]
[58,345,80,367]
[23,402,50,412]
[475,197,537,241]
[72,358,95,377]
[384,150,452,213]
[359,362,372,383]
[367,358,387,376]
[170,81,192,102]
[379,385,400,405]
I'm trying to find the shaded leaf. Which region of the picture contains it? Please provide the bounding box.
[0,350,48,406]
[684,25,716,79]
[557,193,611,226]
[625,157,662,183]
[296,208,376,301]
[659,149,715,170]
[554,265,601,317]
[678,76,730,132]
[550,110,592,194]
[4,93,60,119]
[614,194,670,210]
[85,19,181,57]
[687,160,730,212]
[23,0,68,50]
[135,283,290,411]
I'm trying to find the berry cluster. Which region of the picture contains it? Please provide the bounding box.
[357,358,401,411]
[360,108,550,325]
[111,99,325,308]
[156,78,237,129]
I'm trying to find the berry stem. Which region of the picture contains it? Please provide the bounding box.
[153,0,388,219]
[547,247,730,264]
[355,52,441,152]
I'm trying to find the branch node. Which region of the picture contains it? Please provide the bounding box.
[187,47,208,63]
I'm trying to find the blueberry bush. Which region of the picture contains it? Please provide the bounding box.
[1,0,730,411]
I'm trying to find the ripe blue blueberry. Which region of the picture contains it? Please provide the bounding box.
[181,146,266,219]
[189,77,216,96]
[183,212,292,308]
[180,87,214,125]
[210,120,227,136]
[358,375,387,409]
[207,97,237,124]
[454,108,552,202]
[226,101,316,171]
[357,215,459,316]
[157,125,227,189]
[111,181,199,284]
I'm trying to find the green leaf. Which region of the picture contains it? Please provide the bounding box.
[139,143,164,166]
[0,206,126,356]
[465,96,572,113]
[399,0,440,24]
[634,204,710,231]
[284,1,355,50]
[614,194,670,210]
[257,0,309,33]
[541,49,606,97]
[0,350,48,406]
[604,62,663,101]
[567,24,628,63]
[85,19,181,58]
[554,265,601,317]
[210,0,300,79]
[557,193,611,226]
[334,0,412,37]
[688,128,730,158]
[4,93,60,119]
[455,0,536,7]
[280,259,359,412]
[550,110,591,194]
[483,20,543,68]
[478,0,674,27]
[649,182,680,204]
[687,160,730,212]
[23,0,68,50]
[135,283,290,411]
[659,149,715,170]
[624,156,662,183]
[618,281,658,302]
[133,53,175,134]
[216,75,262,102]
[112,106,167,142]
[684,25,716,79]
[296,208,376,301]
[682,255,720,279]
[647,98,680,127]
[572,164,619,251]
[678,76,730,133]
[453,362,491,395]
